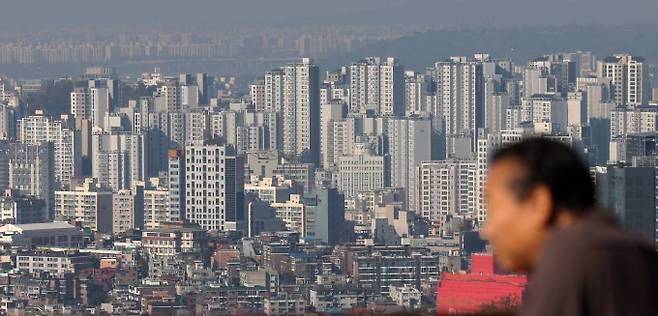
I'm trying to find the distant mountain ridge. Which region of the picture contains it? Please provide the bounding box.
[321,23,658,77]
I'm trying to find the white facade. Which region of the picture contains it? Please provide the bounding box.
[418,159,477,224]
[249,80,266,111]
[337,146,386,198]
[184,144,239,231]
[431,57,482,138]
[320,101,345,168]
[167,149,185,223]
[521,94,568,133]
[265,69,284,112]
[113,189,135,234]
[70,87,89,120]
[597,54,648,107]
[18,112,79,188]
[330,117,357,166]
[144,187,169,229]
[8,143,53,217]
[281,58,319,160]
[404,72,431,116]
[244,176,292,204]
[349,57,404,115]
[156,84,180,112]
[92,131,147,192]
[270,194,305,235]
[54,178,113,232]
[90,87,109,129]
[610,107,657,139]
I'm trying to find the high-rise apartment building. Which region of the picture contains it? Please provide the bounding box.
[167,149,185,223]
[90,87,110,129]
[92,131,147,192]
[8,143,53,218]
[70,87,89,120]
[349,57,404,116]
[264,69,284,112]
[431,56,484,155]
[320,100,346,168]
[281,58,320,163]
[597,54,649,107]
[18,111,80,188]
[387,117,432,213]
[417,159,477,227]
[184,143,243,231]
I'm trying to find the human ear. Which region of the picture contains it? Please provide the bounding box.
[524,185,553,227]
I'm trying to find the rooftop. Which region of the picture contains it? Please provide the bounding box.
[0,222,76,232]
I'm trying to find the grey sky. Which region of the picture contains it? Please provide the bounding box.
[2,0,658,33]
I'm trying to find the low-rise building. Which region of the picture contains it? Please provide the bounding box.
[309,286,366,312]
[54,178,113,233]
[264,294,305,316]
[389,284,422,308]
[244,176,292,203]
[142,222,207,257]
[196,284,268,314]
[15,250,92,278]
[143,185,169,229]
[0,222,84,248]
[347,246,439,295]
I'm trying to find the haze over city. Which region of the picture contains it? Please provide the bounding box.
[0,1,656,315]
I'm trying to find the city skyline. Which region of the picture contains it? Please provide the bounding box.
[0,1,657,314]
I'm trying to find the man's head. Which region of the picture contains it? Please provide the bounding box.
[482,138,595,272]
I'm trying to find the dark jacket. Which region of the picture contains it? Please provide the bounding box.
[519,211,658,316]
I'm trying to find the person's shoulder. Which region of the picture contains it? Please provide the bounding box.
[550,211,656,261]
[528,212,658,316]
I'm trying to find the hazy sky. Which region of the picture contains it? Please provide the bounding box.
[2,0,658,33]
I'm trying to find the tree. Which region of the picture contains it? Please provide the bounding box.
[24,79,74,116]
[478,295,521,315]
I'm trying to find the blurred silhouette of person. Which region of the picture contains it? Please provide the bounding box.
[482,138,658,316]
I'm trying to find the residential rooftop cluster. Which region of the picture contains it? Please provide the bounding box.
[0,49,655,314]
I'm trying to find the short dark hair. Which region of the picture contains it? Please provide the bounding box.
[490,137,595,215]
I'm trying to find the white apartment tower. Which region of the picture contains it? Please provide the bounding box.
[113,189,136,234]
[143,184,169,229]
[167,149,185,223]
[609,107,657,139]
[521,94,569,133]
[156,84,181,112]
[18,112,80,188]
[418,159,477,226]
[431,57,484,156]
[265,69,284,112]
[320,100,346,168]
[404,72,431,116]
[281,58,320,162]
[92,131,147,192]
[184,144,242,231]
[349,57,404,116]
[8,143,53,218]
[597,54,648,107]
[90,87,110,129]
[70,87,89,120]
[250,79,266,111]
